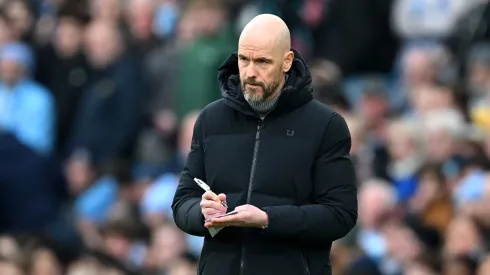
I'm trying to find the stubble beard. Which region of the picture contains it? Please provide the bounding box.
[241,73,284,105]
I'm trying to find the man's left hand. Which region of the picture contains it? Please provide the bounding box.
[204,204,268,229]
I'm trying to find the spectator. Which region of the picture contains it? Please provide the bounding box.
[175,0,236,118]
[35,2,91,155]
[29,245,62,275]
[123,0,159,59]
[4,0,34,43]
[443,215,486,259]
[423,108,467,163]
[357,180,397,261]
[0,41,54,156]
[408,164,453,235]
[149,224,187,275]
[0,41,60,234]
[66,19,144,165]
[386,118,425,202]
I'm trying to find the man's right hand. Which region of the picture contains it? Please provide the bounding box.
[200,191,227,221]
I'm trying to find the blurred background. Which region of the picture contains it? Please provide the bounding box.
[1,0,490,274]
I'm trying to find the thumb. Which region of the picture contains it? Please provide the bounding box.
[217,193,226,202]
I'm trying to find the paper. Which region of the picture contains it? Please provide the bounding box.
[208,227,223,237]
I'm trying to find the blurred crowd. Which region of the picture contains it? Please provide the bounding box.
[1,0,490,274]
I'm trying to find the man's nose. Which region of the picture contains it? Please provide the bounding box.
[245,64,257,78]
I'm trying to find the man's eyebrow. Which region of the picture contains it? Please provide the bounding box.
[238,54,273,63]
[255,57,273,63]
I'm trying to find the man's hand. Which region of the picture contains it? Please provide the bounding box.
[200,191,227,221]
[204,204,268,229]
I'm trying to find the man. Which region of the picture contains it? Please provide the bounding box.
[0,42,54,156]
[35,3,91,155]
[0,42,61,233]
[66,19,144,164]
[172,14,357,275]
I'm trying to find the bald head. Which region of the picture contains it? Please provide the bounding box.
[237,14,294,105]
[239,14,291,54]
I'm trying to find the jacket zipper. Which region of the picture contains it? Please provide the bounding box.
[240,119,263,275]
[302,252,310,275]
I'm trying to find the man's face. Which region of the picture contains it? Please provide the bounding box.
[238,36,286,104]
[444,217,480,256]
[0,262,22,275]
[84,21,119,68]
[104,233,131,261]
[152,226,186,268]
[0,59,23,85]
[383,225,422,262]
[194,7,224,35]
[358,187,390,229]
[411,85,454,115]
[5,0,32,39]
[426,129,454,162]
[361,95,389,125]
[403,50,434,87]
[55,18,83,56]
[127,0,153,40]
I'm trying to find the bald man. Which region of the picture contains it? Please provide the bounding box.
[172,14,357,275]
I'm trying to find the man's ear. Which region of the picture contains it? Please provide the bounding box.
[283,51,294,72]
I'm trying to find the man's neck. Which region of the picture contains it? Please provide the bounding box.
[248,91,282,118]
[247,75,287,118]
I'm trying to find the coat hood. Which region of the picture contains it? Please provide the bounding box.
[217,48,313,116]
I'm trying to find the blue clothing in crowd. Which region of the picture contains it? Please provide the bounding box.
[0,80,55,156]
[75,176,119,224]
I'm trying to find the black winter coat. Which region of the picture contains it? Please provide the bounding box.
[172,49,358,275]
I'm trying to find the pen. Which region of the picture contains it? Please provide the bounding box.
[194,178,228,208]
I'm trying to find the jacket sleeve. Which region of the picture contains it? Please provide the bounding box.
[262,113,358,244]
[171,111,210,237]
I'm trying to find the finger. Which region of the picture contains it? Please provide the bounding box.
[202,191,218,201]
[217,193,227,202]
[205,221,240,228]
[200,200,225,210]
[202,208,223,216]
[234,205,249,211]
[204,221,220,228]
[209,213,243,225]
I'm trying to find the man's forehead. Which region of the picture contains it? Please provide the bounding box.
[238,47,274,59]
[238,33,279,56]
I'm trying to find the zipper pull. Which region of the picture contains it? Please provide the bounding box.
[255,121,262,140]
